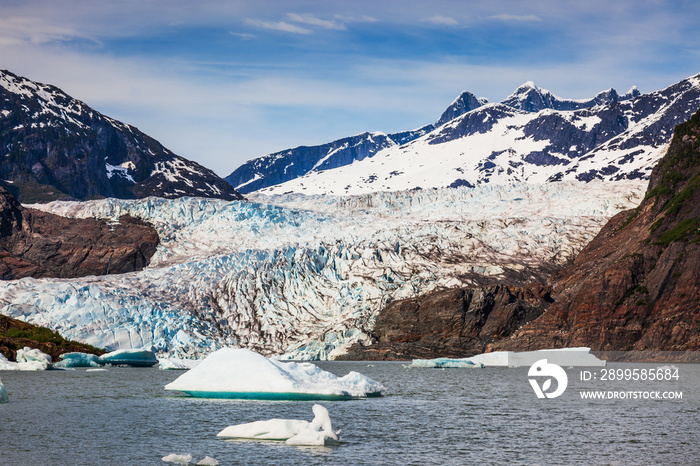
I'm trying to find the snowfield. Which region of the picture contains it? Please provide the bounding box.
[0,181,645,360]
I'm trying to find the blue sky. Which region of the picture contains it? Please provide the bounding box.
[1,0,699,176]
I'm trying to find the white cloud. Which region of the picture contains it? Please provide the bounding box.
[287,13,347,31]
[424,14,459,27]
[489,14,543,22]
[244,19,312,35]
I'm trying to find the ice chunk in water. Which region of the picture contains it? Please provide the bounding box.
[164,348,385,399]
[0,353,18,371]
[409,358,484,368]
[54,352,101,368]
[158,357,200,370]
[161,453,192,464]
[16,347,52,371]
[99,349,158,367]
[217,404,339,446]
[196,456,219,465]
[0,377,8,403]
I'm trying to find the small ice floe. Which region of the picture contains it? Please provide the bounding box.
[0,353,18,371]
[158,357,200,370]
[196,456,219,465]
[161,454,218,465]
[409,358,484,369]
[16,347,52,371]
[86,368,108,372]
[161,453,192,464]
[0,377,9,403]
[218,404,340,446]
[99,349,158,367]
[410,347,606,368]
[164,348,385,400]
[54,352,101,368]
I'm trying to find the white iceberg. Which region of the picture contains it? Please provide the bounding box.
[0,353,19,371]
[16,347,52,371]
[217,404,339,446]
[54,352,101,368]
[411,347,606,368]
[164,348,385,399]
[158,357,201,370]
[196,457,219,466]
[0,377,8,403]
[409,358,484,369]
[99,349,158,367]
[162,453,192,464]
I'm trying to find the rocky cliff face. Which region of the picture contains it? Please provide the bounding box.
[342,109,700,359]
[0,188,159,279]
[0,70,242,203]
[491,108,700,352]
[339,284,552,360]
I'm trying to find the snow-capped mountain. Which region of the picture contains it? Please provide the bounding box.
[226,74,700,196]
[0,70,242,202]
[0,181,644,360]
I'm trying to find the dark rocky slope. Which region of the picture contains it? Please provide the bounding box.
[0,70,242,203]
[0,314,103,362]
[491,108,700,353]
[342,109,700,359]
[0,187,159,279]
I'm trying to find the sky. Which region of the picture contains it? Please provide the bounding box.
[1,0,699,176]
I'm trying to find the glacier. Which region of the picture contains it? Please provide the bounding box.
[164,348,385,399]
[0,180,645,360]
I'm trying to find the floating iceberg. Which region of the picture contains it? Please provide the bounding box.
[16,347,52,371]
[218,404,339,446]
[409,358,484,369]
[411,347,606,368]
[0,377,8,403]
[0,353,18,371]
[54,352,101,368]
[158,357,201,370]
[196,457,219,466]
[161,453,192,464]
[164,348,385,399]
[99,349,158,367]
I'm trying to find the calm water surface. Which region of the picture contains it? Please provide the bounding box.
[1,361,698,465]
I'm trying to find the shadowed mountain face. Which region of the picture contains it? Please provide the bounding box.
[342,109,700,359]
[0,187,159,279]
[0,70,242,203]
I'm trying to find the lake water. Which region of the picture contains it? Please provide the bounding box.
[1,361,698,465]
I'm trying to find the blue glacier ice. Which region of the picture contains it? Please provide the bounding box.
[54,352,101,368]
[99,349,158,367]
[165,348,385,399]
[0,377,8,403]
[409,358,484,369]
[1,182,645,360]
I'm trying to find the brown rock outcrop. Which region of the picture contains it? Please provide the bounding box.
[339,283,552,360]
[0,187,159,279]
[492,109,700,352]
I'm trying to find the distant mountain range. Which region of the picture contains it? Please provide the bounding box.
[0,70,242,203]
[226,74,700,195]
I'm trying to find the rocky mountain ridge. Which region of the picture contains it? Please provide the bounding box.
[343,109,700,359]
[0,70,242,203]
[225,75,688,195]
